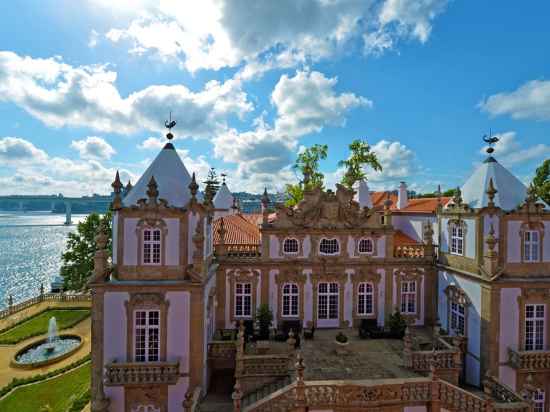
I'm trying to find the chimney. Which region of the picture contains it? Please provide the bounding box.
[357,180,372,208]
[397,181,408,209]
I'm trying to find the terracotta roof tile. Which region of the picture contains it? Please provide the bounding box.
[394,230,421,246]
[372,192,450,213]
[213,214,260,245]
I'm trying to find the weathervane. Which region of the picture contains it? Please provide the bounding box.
[483,129,499,154]
[165,111,177,140]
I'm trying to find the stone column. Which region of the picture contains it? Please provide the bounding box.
[90,288,110,412]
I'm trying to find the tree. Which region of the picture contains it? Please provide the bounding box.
[60,212,112,291]
[338,139,382,189]
[203,167,221,203]
[285,144,328,207]
[532,159,550,204]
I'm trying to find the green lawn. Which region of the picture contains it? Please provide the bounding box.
[0,309,90,344]
[0,362,90,412]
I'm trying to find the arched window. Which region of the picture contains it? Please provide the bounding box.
[319,238,339,255]
[357,282,374,315]
[283,238,299,254]
[143,228,161,265]
[282,283,299,317]
[358,238,374,254]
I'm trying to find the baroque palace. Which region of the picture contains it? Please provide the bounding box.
[90,129,550,412]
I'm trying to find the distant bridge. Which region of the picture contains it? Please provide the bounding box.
[0,194,113,225]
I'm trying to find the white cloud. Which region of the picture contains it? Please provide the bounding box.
[479,80,550,121]
[0,51,253,137]
[71,136,116,159]
[88,29,99,48]
[378,0,448,43]
[137,136,165,150]
[100,0,447,75]
[479,131,550,166]
[368,140,421,186]
[0,137,48,164]
[272,70,371,137]
[0,136,137,196]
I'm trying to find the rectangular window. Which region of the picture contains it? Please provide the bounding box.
[318,282,338,320]
[282,284,299,317]
[401,281,416,314]
[235,282,252,317]
[357,283,374,315]
[450,301,466,336]
[524,231,540,262]
[143,228,161,265]
[134,310,160,362]
[533,390,545,412]
[450,225,464,255]
[525,304,545,351]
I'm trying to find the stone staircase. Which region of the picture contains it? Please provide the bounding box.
[241,375,293,409]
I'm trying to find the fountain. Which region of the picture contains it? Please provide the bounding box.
[11,316,83,369]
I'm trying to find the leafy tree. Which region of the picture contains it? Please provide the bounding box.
[60,212,112,291]
[203,167,221,203]
[532,159,550,204]
[285,144,328,207]
[338,139,382,189]
[255,303,273,340]
[443,188,458,197]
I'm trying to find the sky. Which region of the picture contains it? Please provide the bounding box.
[0,0,549,196]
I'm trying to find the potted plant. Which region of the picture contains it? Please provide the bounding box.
[255,304,273,340]
[388,310,407,339]
[335,332,349,345]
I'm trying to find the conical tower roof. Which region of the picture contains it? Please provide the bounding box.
[461,156,527,210]
[213,182,234,209]
[123,143,193,208]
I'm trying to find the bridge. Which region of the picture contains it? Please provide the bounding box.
[0,194,113,225]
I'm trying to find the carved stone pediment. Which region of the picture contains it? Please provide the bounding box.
[273,184,372,229]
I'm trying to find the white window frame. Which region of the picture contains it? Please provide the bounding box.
[525,303,545,351]
[400,280,417,315]
[524,230,540,262]
[282,238,299,255]
[134,309,160,362]
[318,282,339,320]
[450,301,466,336]
[533,389,545,412]
[358,238,374,255]
[235,282,252,318]
[357,282,374,316]
[319,238,340,256]
[282,283,299,317]
[450,224,464,256]
[143,228,161,265]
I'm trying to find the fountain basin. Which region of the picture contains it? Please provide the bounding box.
[11,334,83,369]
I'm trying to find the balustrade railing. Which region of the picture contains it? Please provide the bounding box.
[0,292,91,319]
[394,244,426,259]
[508,346,550,371]
[216,244,261,258]
[241,354,290,377]
[208,340,237,360]
[105,361,180,386]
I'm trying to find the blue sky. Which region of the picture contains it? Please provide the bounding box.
[0,0,548,196]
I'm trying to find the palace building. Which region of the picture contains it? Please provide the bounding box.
[90,131,550,412]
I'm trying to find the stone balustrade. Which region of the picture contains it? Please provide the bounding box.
[104,361,180,386]
[508,346,550,371]
[208,341,237,360]
[216,243,261,258]
[394,244,426,259]
[0,292,91,319]
[242,377,531,412]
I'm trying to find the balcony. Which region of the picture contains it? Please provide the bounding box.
[508,346,550,371]
[215,244,261,259]
[105,360,180,386]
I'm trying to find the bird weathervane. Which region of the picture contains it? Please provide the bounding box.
[483,129,499,154]
[165,111,177,140]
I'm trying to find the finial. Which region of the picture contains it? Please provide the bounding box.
[221,173,227,185]
[125,180,133,194]
[147,176,159,201]
[165,111,177,140]
[453,187,462,206]
[189,172,199,199]
[261,187,269,207]
[483,130,499,155]
[486,178,497,207]
[111,171,123,210]
[112,171,123,194]
[383,191,393,209]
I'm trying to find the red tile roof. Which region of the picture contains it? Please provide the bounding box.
[372,192,450,213]
[394,230,421,246]
[213,214,261,245]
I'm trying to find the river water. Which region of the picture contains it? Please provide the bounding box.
[0,211,88,310]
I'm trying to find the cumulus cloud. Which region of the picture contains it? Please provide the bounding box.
[0,51,253,136]
[137,136,165,150]
[479,131,550,166]
[100,0,448,76]
[272,70,371,137]
[0,136,136,196]
[88,29,99,48]
[479,80,550,121]
[71,136,116,159]
[368,140,421,185]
